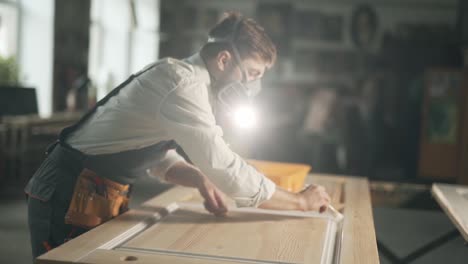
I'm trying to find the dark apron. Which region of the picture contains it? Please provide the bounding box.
[25,62,178,259]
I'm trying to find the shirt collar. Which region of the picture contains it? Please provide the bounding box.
[184,53,211,87]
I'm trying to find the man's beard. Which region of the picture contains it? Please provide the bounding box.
[212,63,239,93]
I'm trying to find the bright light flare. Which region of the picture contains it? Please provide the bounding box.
[232,105,257,130]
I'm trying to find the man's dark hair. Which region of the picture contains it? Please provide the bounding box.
[201,12,277,67]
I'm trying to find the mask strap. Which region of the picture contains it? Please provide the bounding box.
[207,17,248,83]
[230,43,248,84]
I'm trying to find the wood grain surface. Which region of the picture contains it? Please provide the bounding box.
[123,204,330,263]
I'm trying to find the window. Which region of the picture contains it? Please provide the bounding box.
[0,1,18,58]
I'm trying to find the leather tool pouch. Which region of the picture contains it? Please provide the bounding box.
[65,168,130,229]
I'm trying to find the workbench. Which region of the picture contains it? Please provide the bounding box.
[36,174,379,264]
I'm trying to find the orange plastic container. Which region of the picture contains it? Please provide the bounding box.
[247,160,311,192]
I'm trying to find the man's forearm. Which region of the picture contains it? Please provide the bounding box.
[164,161,228,216]
[258,187,305,211]
[164,161,205,189]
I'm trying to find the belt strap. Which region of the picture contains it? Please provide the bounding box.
[80,168,130,194]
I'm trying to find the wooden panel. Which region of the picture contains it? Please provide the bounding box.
[432,183,468,241]
[122,203,329,264]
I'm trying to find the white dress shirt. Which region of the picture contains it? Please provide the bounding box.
[67,53,276,207]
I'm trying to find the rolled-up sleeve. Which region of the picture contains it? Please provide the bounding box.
[146,149,186,183]
[158,79,276,207]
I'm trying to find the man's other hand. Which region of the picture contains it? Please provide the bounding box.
[198,178,228,217]
[298,184,331,213]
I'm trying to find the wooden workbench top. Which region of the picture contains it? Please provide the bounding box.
[36,174,379,264]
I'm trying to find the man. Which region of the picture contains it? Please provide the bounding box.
[25,12,330,259]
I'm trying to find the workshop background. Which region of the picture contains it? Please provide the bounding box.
[0,0,467,263]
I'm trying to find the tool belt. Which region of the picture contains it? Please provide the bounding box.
[65,168,130,229]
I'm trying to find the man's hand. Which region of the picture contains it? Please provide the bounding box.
[259,184,331,213]
[197,178,228,217]
[297,184,331,213]
[164,161,228,216]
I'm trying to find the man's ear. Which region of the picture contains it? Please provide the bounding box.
[216,50,232,71]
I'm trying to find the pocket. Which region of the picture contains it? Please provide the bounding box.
[32,157,61,184]
[24,157,60,202]
[65,175,107,228]
[83,192,115,220]
[65,172,126,229]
